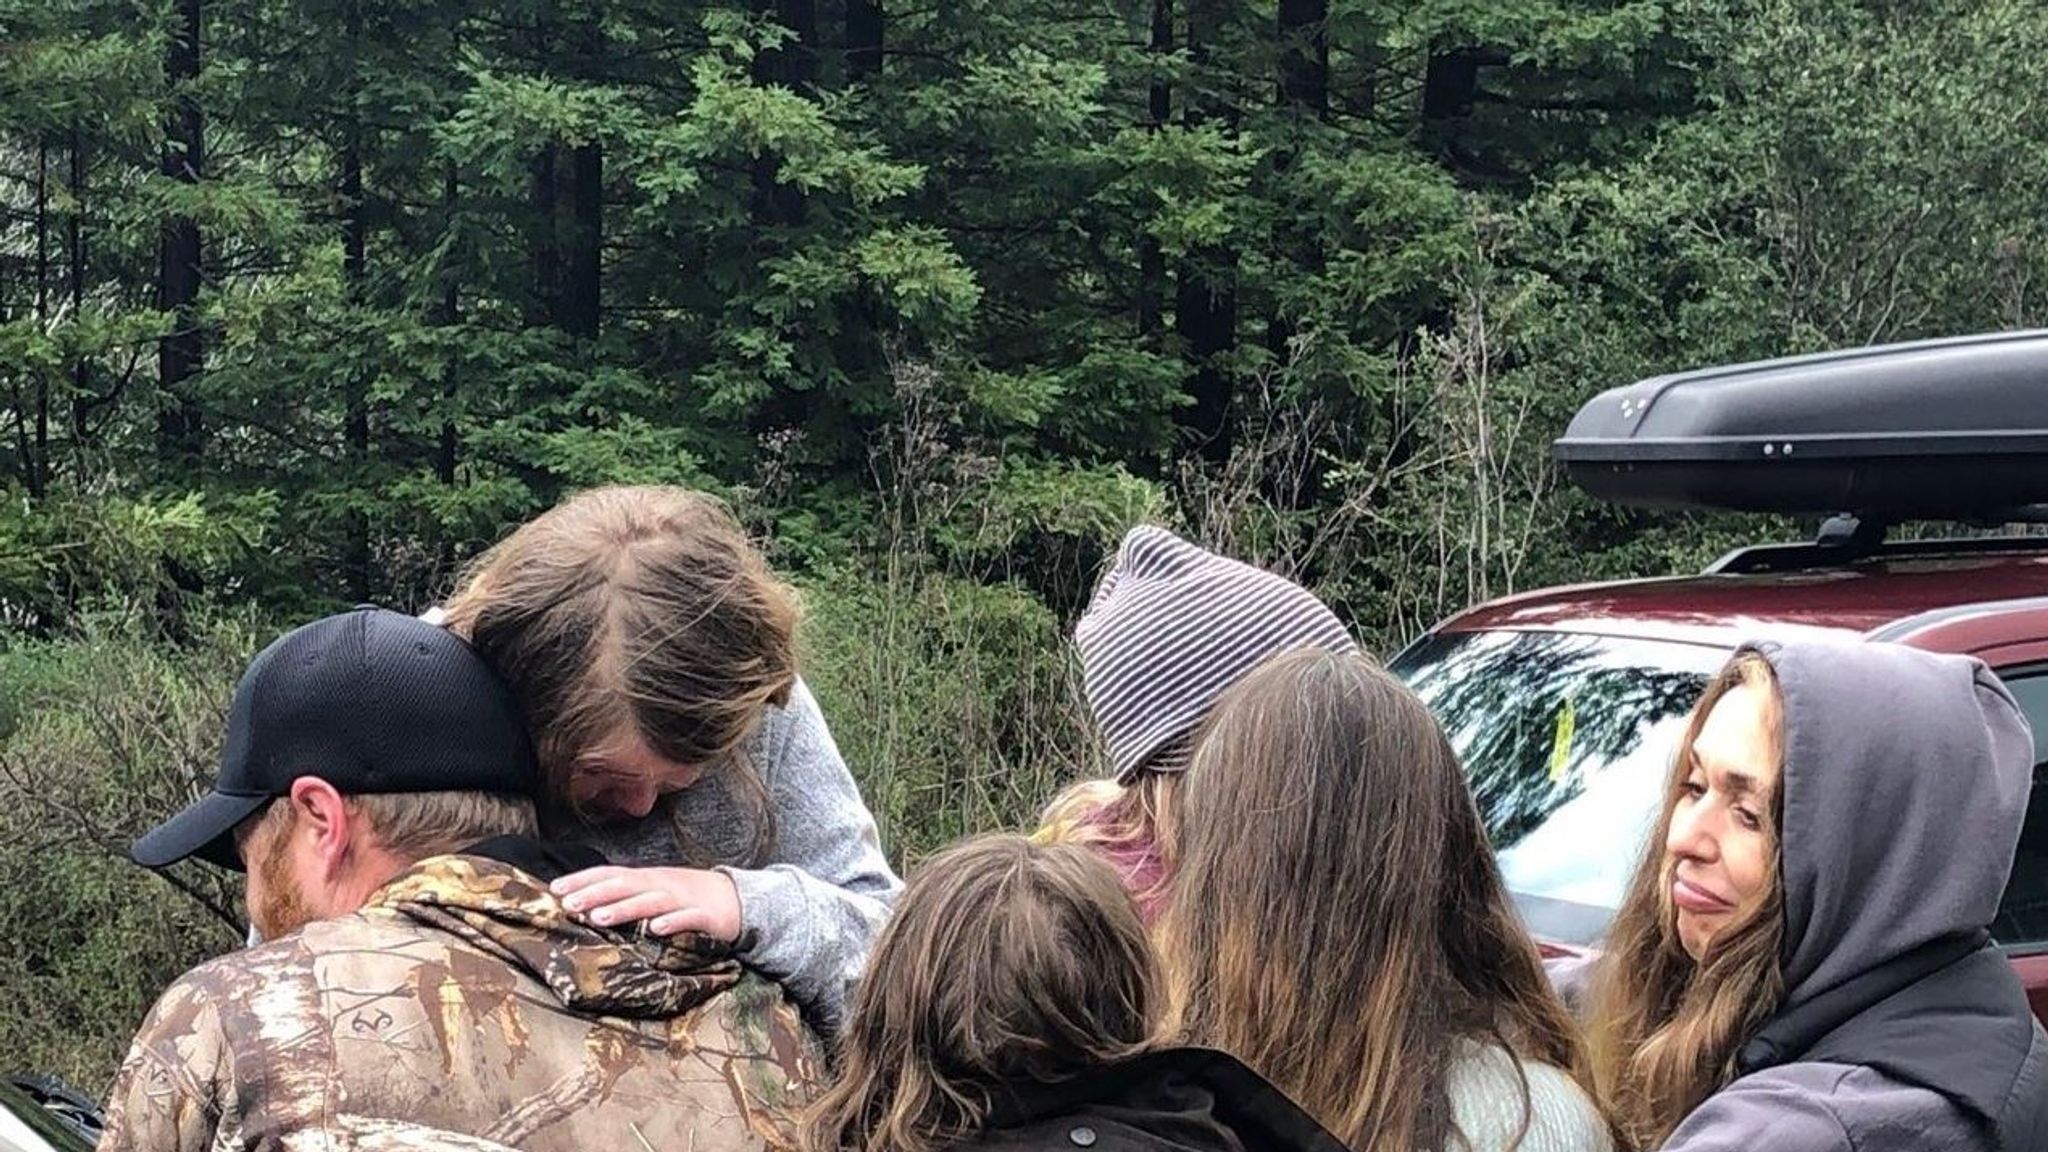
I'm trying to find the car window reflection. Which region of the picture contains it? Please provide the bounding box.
[1392,630,1722,937]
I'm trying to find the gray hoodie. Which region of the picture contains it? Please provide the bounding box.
[543,677,901,1035]
[1662,638,2048,1152]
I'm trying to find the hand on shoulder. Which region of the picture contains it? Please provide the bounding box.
[553,865,743,940]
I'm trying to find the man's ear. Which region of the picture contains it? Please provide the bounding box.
[285,777,354,876]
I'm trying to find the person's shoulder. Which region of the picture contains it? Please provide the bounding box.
[749,676,868,799]
[969,1049,1341,1152]
[760,676,827,733]
[1444,1046,1610,1152]
[1514,1060,1612,1151]
[290,903,451,954]
[685,971,829,1105]
[151,934,302,1006]
[744,675,824,759]
[147,912,439,1014]
[1661,1063,1895,1152]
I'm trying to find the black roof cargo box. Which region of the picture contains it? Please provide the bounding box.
[1553,331,2048,520]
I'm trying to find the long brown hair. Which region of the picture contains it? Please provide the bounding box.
[803,834,1156,1152]
[439,486,799,860]
[1586,651,1786,1148]
[1157,647,1593,1152]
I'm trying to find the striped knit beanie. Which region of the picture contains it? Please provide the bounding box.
[1075,525,1358,784]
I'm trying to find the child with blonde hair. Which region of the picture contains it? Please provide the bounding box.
[1037,525,1356,921]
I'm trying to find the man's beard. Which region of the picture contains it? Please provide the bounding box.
[251,832,318,941]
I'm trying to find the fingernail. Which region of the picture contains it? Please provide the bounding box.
[591,910,613,926]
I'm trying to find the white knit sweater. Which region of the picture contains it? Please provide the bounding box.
[1443,1043,1614,1152]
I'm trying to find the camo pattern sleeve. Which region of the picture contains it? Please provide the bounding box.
[91,853,825,1152]
[96,972,233,1152]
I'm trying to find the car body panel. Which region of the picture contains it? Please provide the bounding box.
[0,1081,90,1152]
[2013,953,2048,1024]
[1439,553,2048,646]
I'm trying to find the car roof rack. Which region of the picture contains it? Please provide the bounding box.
[1705,511,2048,575]
[1555,331,2048,521]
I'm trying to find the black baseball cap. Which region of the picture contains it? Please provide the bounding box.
[131,606,540,871]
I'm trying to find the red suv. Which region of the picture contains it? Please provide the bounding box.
[1388,332,2048,1023]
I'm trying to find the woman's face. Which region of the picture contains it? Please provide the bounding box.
[1665,680,1780,962]
[566,725,705,820]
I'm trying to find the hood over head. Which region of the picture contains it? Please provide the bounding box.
[1747,637,2034,1007]
[367,852,742,1019]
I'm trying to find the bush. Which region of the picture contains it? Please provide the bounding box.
[800,566,1096,865]
[0,611,257,1090]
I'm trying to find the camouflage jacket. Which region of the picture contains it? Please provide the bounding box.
[97,853,824,1152]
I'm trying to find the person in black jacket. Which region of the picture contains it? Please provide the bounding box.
[801,834,1343,1152]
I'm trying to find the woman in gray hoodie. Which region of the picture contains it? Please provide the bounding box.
[434,485,901,1036]
[1581,637,2048,1151]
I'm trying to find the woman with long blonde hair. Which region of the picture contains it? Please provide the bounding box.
[1158,647,1611,1152]
[1583,639,2047,1151]
[804,834,1345,1152]
[1037,525,1355,922]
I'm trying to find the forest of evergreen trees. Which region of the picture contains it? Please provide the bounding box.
[4,0,2048,1086]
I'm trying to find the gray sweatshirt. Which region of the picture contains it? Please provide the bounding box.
[541,677,901,1035]
[1659,638,2048,1152]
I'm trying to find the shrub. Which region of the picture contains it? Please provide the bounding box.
[0,611,256,1090]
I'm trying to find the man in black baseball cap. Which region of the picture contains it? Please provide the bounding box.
[132,604,542,873]
[101,607,821,1152]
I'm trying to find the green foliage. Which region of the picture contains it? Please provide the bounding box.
[0,614,254,1088]
[802,567,1095,861]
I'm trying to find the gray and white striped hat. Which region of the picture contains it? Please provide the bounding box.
[1075,525,1358,784]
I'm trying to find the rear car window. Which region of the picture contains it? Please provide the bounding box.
[1994,670,2048,953]
[1391,630,1724,945]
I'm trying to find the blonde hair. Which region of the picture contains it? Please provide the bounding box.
[1158,648,1599,1152]
[1034,772,1182,917]
[251,790,537,864]
[1586,651,1786,1148]
[439,486,799,858]
[802,834,1156,1152]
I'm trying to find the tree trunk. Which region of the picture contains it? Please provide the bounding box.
[1270,0,1328,366]
[556,13,604,343]
[846,0,882,80]
[748,0,820,436]
[528,146,560,327]
[1135,0,1171,340]
[562,140,602,341]
[67,125,89,459]
[1277,0,1327,115]
[31,140,49,498]
[1422,48,1483,122]
[432,162,463,581]
[1173,0,1238,465]
[1175,263,1237,463]
[751,0,817,227]
[157,0,205,470]
[341,1,371,603]
[438,165,460,490]
[771,0,819,87]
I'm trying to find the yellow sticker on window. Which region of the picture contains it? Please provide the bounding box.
[1548,698,1577,784]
